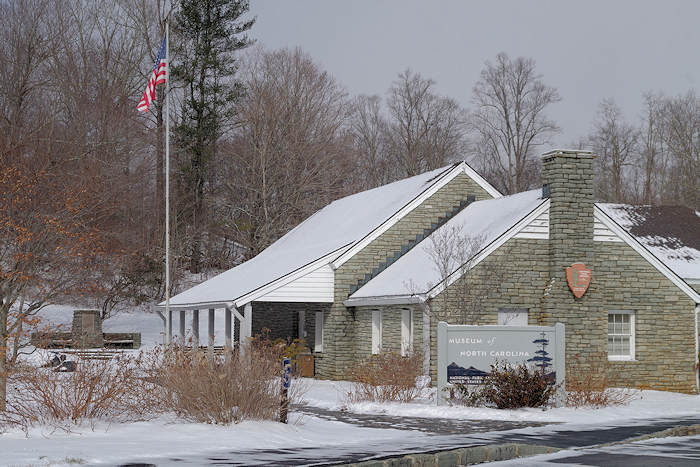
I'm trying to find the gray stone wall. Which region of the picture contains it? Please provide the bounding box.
[72,310,103,348]
[353,306,424,357]
[426,239,550,382]
[426,236,697,392]
[318,173,494,379]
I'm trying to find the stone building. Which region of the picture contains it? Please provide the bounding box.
[161,150,700,392]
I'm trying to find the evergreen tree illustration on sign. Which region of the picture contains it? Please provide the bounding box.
[528,331,552,374]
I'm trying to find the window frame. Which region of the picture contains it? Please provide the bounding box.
[314,311,324,353]
[400,308,413,356]
[607,310,635,361]
[371,309,382,354]
[497,308,529,326]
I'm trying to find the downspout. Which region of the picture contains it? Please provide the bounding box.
[695,304,699,394]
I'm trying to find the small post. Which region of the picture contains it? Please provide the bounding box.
[280,357,291,424]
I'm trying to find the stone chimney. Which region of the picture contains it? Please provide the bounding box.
[541,150,600,358]
[542,149,595,272]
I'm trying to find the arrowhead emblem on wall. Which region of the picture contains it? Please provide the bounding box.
[566,263,592,298]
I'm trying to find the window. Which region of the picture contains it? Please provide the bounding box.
[608,311,635,360]
[498,308,528,326]
[371,310,382,354]
[401,309,413,356]
[314,311,324,352]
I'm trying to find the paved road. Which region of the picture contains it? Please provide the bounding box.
[296,405,550,434]
[113,411,700,467]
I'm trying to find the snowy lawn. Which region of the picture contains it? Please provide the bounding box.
[302,378,700,424]
[0,413,426,466]
[3,307,700,466]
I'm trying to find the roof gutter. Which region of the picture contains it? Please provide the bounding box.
[154,301,236,311]
[343,294,426,307]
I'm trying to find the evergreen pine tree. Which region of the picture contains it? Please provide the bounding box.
[172,0,254,272]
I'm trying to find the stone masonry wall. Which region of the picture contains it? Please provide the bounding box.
[426,236,697,392]
[427,238,550,382]
[353,305,424,357]
[318,173,493,379]
[72,310,103,348]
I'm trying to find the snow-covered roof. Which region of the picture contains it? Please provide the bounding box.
[347,189,546,303]
[163,164,464,309]
[597,204,700,281]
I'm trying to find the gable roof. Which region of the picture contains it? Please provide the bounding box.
[161,162,499,310]
[345,189,547,306]
[597,204,700,281]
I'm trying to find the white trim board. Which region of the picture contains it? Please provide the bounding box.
[255,264,334,303]
[234,246,349,307]
[331,162,502,269]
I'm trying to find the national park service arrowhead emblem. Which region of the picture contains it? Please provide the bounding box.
[566,263,591,298]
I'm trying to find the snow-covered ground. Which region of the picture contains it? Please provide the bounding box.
[0,413,426,466]
[304,378,700,424]
[2,307,700,466]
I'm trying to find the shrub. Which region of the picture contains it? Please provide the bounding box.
[566,352,635,407]
[148,341,304,425]
[1,353,151,432]
[346,350,424,403]
[270,337,310,372]
[453,362,556,409]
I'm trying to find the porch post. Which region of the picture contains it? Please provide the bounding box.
[242,302,253,356]
[225,307,232,351]
[208,308,215,359]
[192,309,199,349]
[298,310,305,340]
[179,310,186,346]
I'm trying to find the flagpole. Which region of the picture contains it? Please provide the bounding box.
[164,18,172,345]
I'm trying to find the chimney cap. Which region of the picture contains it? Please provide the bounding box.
[541,149,593,158]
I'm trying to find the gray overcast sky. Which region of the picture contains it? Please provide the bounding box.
[248,0,700,147]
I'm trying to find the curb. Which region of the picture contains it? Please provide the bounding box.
[340,443,560,467]
[599,423,700,446]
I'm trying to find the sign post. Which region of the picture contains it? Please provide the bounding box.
[280,357,291,424]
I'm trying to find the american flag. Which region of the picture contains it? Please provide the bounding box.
[137,35,167,112]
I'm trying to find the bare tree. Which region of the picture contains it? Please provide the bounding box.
[386,69,467,177]
[589,99,639,203]
[637,92,667,205]
[423,226,487,325]
[219,47,355,257]
[660,91,700,209]
[470,53,560,194]
[349,95,395,190]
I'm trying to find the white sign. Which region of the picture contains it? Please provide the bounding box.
[437,322,566,406]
